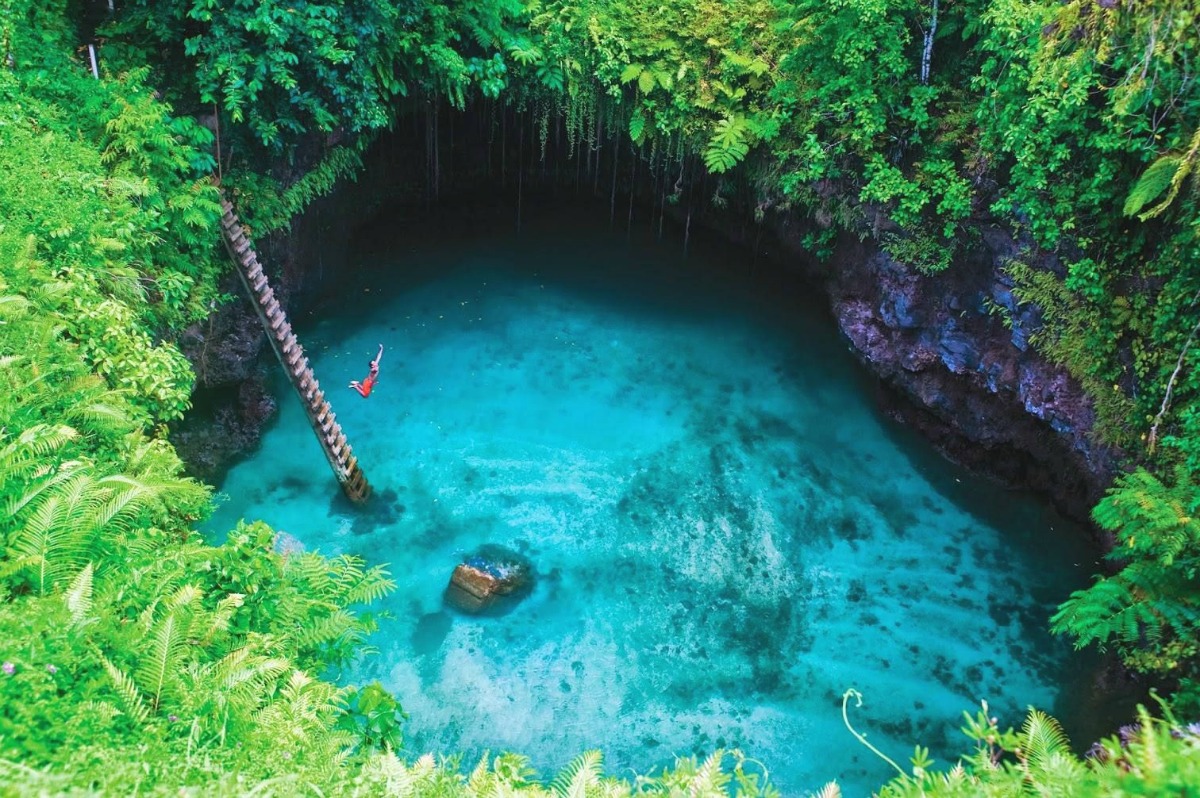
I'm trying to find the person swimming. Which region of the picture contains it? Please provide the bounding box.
[349,344,383,398]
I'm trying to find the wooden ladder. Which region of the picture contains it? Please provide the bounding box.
[217,193,371,503]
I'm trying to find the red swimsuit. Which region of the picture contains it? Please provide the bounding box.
[353,372,378,398]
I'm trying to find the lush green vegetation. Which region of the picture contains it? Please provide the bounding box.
[3,0,1200,793]
[848,692,1200,797]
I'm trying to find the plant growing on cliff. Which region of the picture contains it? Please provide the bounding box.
[108,0,525,151]
[1052,468,1200,710]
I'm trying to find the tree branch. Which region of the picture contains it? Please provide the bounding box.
[1149,293,1200,454]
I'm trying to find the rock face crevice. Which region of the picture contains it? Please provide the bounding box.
[760,216,1120,525]
[173,296,278,484]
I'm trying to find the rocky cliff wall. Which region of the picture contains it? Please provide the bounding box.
[176,155,1122,525]
[752,214,1120,525]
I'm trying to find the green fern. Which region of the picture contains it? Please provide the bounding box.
[508,38,544,66]
[549,750,602,798]
[134,584,206,711]
[65,563,95,628]
[467,753,499,797]
[1016,710,1085,793]
[10,468,97,595]
[1018,709,1071,770]
[704,115,751,173]
[101,654,150,725]
[629,108,647,143]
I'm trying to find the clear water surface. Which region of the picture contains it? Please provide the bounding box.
[207,203,1102,796]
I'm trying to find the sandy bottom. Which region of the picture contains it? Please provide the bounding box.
[207,206,1101,795]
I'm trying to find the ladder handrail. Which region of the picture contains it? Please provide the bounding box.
[216,192,371,503]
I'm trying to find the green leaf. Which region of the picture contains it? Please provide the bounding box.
[619,63,643,84]
[629,109,646,143]
[704,115,750,173]
[1124,156,1182,217]
[637,69,656,94]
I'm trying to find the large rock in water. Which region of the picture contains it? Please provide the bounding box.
[444,545,533,614]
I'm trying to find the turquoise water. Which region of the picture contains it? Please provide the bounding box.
[207,205,1101,795]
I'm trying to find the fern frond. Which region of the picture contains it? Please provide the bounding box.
[812,782,841,798]
[1124,155,1182,217]
[629,109,646,144]
[704,116,750,173]
[291,609,359,649]
[2,435,81,513]
[92,474,160,531]
[691,749,731,794]
[165,583,203,611]
[550,750,602,798]
[342,565,395,605]
[65,563,94,628]
[467,752,497,797]
[1020,709,1071,770]
[101,654,150,724]
[203,593,245,643]
[222,656,291,715]
[135,609,190,710]
[9,468,101,595]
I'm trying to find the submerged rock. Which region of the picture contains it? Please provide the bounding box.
[444,545,533,614]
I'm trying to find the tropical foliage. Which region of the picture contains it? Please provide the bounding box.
[108,0,526,149]
[855,694,1200,798]
[5,0,1200,794]
[1052,468,1200,711]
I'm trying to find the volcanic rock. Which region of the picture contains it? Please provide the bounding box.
[444,545,533,614]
